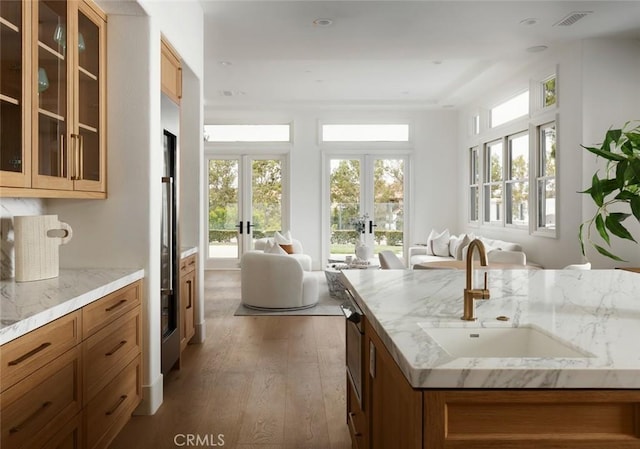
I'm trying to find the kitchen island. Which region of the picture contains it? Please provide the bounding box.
[340,268,640,449]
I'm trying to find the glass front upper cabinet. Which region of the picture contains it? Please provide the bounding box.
[0,0,29,187]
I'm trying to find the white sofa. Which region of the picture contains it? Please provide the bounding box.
[408,233,528,268]
[240,251,319,310]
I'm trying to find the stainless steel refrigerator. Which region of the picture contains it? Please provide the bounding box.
[161,93,180,374]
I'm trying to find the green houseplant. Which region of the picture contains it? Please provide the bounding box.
[579,122,640,261]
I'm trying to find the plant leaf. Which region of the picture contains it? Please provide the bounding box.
[581,145,627,162]
[631,196,640,222]
[594,244,627,262]
[615,190,637,200]
[578,223,586,256]
[605,213,636,242]
[599,178,619,198]
[630,159,640,182]
[602,128,623,151]
[590,174,604,207]
[595,214,610,245]
[616,160,629,188]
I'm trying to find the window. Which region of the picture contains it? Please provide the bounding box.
[490,91,529,128]
[321,124,409,142]
[506,132,529,227]
[542,76,556,108]
[204,124,291,142]
[536,122,556,231]
[472,115,480,135]
[483,140,503,224]
[469,147,479,222]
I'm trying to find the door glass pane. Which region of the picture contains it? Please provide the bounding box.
[330,159,360,259]
[38,0,67,178]
[251,159,282,245]
[208,159,239,259]
[373,159,404,257]
[1,0,23,173]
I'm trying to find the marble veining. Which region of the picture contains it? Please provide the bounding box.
[0,268,144,345]
[341,269,640,389]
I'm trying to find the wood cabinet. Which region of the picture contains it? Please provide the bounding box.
[0,0,107,199]
[355,318,640,449]
[161,39,181,104]
[365,318,422,449]
[179,253,196,352]
[0,279,142,449]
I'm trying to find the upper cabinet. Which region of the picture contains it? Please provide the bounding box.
[161,39,182,104]
[0,0,106,199]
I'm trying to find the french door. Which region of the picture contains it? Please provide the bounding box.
[206,155,288,268]
[326,154,408,262]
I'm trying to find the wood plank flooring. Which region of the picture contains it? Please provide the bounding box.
[109,270,351,449]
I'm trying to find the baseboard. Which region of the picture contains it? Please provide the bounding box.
[193,321,206,343]
[134,372,163,415]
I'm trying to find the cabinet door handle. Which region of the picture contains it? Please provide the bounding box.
[105,395,128,416]
[186,280,193,308]
[78,134,84,180]
[105,340,127,356]
[348,412,362,437]
[8,342,52,366]
[59,134,65,178]
[9,401,52,433]
[105,299,127,312]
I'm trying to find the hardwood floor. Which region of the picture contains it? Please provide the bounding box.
[109,270,351,449]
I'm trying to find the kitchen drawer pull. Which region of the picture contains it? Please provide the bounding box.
[106,395,128,416]
[105,299,127,312]
[188,260,195,266]
[105,340,127,356]
[186,280,193,308]
[9,401,52,434]
[348,412,362,437]
[8,342,52,366]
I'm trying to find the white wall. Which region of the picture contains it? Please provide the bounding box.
[581,38,640,268]
[204,108,459,268]
[455,37,640,269]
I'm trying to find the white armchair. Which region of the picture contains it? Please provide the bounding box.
[241,251,319,310]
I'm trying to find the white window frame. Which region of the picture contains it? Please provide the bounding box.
[489,90,530,129]
[532,117,559,238]
[505,131,530,229]
[204,122,293,144]
[483,139,504,226]
[468,147,480,224]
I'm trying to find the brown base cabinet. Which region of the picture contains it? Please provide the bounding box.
[179,254,197,353]
[0,280,142,449]
[354,316,640,449]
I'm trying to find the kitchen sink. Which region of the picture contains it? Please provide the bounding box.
[418,324,593,358]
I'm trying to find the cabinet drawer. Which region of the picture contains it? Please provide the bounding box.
[347,373,365,449]
[1,346,82,449]
[83,307,141,403]
[85,355,141,449]
[41,412,82,449]
[83,281,141,337]
[0,311,81,393]
[180,254,196,276]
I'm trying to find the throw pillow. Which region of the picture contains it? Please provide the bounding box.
[430,229,450,257]
[448,235,461,258]
[274,230,293,245]
[425,229,437,255]
[455,234,471,260]
[279,243,294,254]
[266,242,287,255]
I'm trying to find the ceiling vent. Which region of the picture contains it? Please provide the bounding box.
[220,90,234,97]
[554,11,593,26]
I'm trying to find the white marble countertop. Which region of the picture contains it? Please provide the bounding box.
[181,246,198,259]
[0,268,144,345]
[341,268,640,389]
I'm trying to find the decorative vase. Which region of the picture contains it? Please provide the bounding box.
[355,241,373,262]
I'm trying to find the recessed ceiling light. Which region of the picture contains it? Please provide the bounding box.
[313,18,333,27]
[401,91,410,95]
[526,45,548,53]
[442,104,455,109]
[520,18,538,26]
[432,60,443,65]
[219,61,232,66]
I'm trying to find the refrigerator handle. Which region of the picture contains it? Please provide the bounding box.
[236,221,243,234]
[162,176,174,293]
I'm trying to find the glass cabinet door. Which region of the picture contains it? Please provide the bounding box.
[0,0,29,187]
[32,0,72,190]
[74,1,105,191]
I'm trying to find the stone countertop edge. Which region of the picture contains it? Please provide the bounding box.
[340,268,640,390]
[0,268,145,345]
[180,246,198,259]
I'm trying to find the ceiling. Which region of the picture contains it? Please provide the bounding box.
[200,1,640,110]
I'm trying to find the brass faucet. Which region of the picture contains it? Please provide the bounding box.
[462,239,490,321]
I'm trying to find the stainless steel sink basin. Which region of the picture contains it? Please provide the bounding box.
[418,324,592,358]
